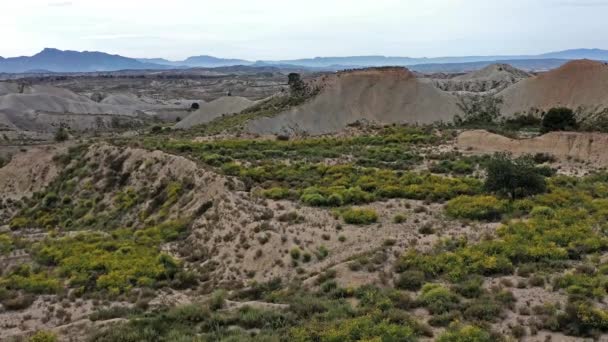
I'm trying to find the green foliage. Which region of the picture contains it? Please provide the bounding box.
[0,266,61,294]
[455,94,504,126]
[445,195,506,221]
[0,233,15,255]
[395,270,426,291]
[342,208,378,225]
[29,331,58,342]
[541,107,578,133]
[437,324,494,342]
[31,221,188,294]
[484,154,547,200]
[419,284,460,314]
[54,127,69,142]
[291,314,417,342]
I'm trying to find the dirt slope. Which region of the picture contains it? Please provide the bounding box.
[498,59,608,115]
[432,63,531,93]
[457,129,608,165]
[0,83,169,132]
[246,67,462,135]
[0,145,64,200]
[175,96,255,129]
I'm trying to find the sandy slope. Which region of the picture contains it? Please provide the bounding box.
[458,129,608,165]
[247,67,462,135]
[0,82,186,132]
[498,59,608,115]
[175,96,255,129]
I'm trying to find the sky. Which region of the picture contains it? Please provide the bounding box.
[1,0,608,60]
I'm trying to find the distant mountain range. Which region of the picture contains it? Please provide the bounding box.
[1,48,608,73]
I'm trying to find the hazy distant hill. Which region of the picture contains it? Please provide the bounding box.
[2,48,608,73]
[408,59,571,73]
[262,49,608,68]
[0,48,168,73]
[138,56,252,68]
[539,49,608,60]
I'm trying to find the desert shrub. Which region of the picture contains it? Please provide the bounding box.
[452,276,484,299]
[463,297,503,322]
[430,159,475,175]
[29,331,57,342]
[437,324,494,342]
[484,154,547,200]
[503,113,541,130]
[32,224,185,294]
[300,193,327,206]
[419,284,460,314]
[395,270,426,291]
[529,206,555,219]
[393,214,407,223]
[290,314,417,342]
[0,234,14,255]
[210,290,227,311]
[342,208,378,225]
[541,107,578,133]
[550,300,608,336]
[553,273,606,299]
[428,311,461,327]
[445,195,506,221]
[290,247,301,260]
[90,306,141,321]
[262,187,292,200]
[54,127,69,142]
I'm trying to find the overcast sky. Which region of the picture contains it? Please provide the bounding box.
[1,0,607,60]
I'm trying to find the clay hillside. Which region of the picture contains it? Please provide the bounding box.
[0,83,157,133]
[176,96,256,129]
[432,63,531,93]
[498,59,608,115]
[246,67,462,135]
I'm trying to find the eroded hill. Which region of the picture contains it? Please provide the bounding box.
[246,67,462,135]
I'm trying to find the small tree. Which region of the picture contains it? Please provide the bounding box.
[484,154,547,200]
[541,107,578,133]
[287,73,307,95]
[54,127,69,142]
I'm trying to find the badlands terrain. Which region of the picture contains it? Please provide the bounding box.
[2,59,608,342]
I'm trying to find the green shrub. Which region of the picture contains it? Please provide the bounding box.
[419,284,460,314]
[262,187,292,200]
[29,331,58,342]
[395,270,426,291]
[342,208,378,225]
[530,206,555,219]
[437,324,493,342]
[290,247,302,260]
[452,276,484,299]
[300,193,327,206]
[484,154,547,200]
[541,107,578,133]
[445,195,506,221]
[393,214,407,224]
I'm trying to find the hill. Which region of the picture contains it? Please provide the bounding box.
[0,83,161,132]
[431,63,531,93]
[0,48,169,73]
[175,96,256,129]
[498,59,608,115]
[246,67,462,135]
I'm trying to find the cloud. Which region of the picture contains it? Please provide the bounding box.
[48,1,72,7]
